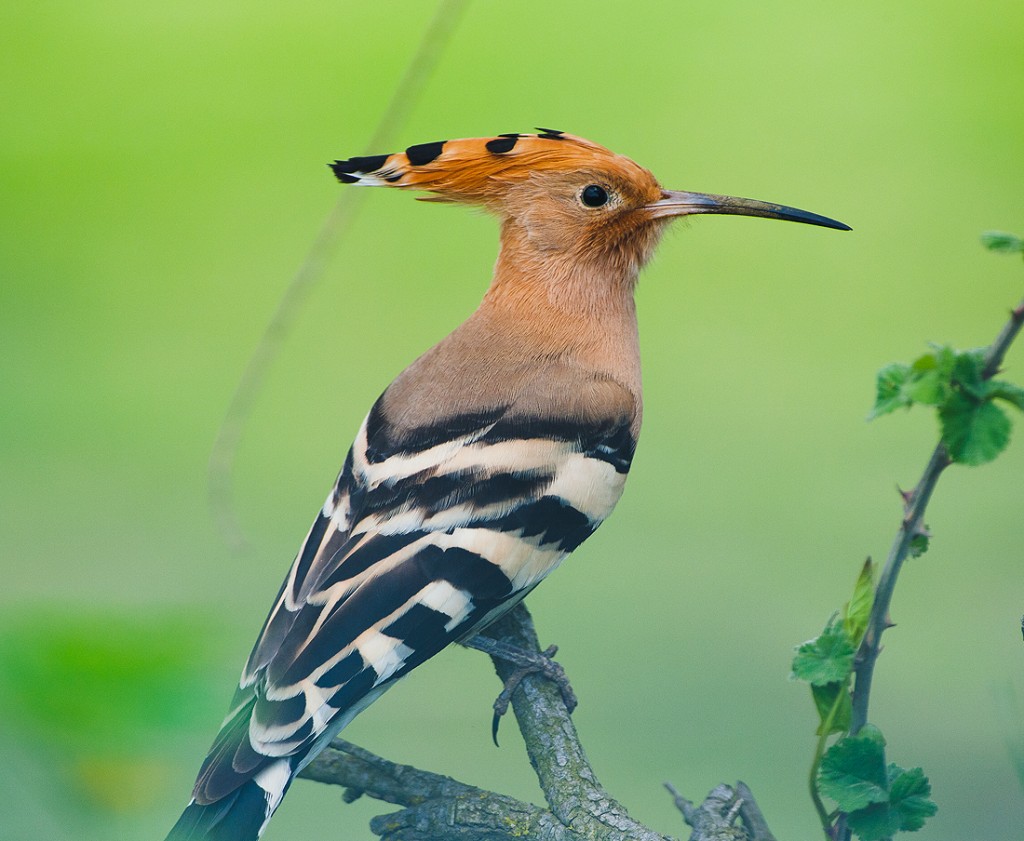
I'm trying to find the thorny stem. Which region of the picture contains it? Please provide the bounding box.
[840,296,1024,840]
[981,299,1024,379]
[851,296,1024,734]
[849,443,951,736]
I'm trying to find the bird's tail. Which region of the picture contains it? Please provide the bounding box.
[165,760,294,841]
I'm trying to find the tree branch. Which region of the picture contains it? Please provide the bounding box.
[480,606,673,841]
[298,601,785,841]
[299,724,590,841]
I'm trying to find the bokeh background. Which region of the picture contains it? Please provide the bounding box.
[3,1,1023,839]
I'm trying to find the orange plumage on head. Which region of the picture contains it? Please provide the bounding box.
[329,129,662,210]
[329,129,849,279]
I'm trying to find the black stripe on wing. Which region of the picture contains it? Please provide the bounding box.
[363,398,507,463]
[291,502,333,593]
[470,495,596,552]
[365,399,637,474]
[196,399,632,809]
[476,414,636,472]
[171,775,274,839]
[246,507,350,676]
[321,530,430,585]
[361,468,555,515]
[272,542,514,687]
[196,541,515,805]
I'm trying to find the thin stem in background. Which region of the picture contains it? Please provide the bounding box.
[207,0,469,548]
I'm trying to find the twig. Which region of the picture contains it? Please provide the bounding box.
[664,781,777,841]
[848,443,950,735]
[207,0,469,548]
[851,295,1024,735]
[299,738,483,807]
[841,296,1024,840]
[300,740,582,841]
[981,299,1024,379]
[664,781,695,822]
[735,782,778,841]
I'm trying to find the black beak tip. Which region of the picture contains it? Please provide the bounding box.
[802,212,851,232]
[799,209,852,232]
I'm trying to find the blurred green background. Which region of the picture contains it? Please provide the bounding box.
[2,1,1023,839]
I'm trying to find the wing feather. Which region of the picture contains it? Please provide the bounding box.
[192,400,635,805]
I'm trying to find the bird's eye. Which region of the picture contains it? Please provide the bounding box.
[580,184,609,208]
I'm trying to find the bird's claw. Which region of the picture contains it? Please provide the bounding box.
[490,644,578,745]
[461,635,577,745]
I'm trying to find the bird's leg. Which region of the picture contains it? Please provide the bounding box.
[461,633,578,745]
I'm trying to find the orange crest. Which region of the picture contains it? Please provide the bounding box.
[329,129,655,206]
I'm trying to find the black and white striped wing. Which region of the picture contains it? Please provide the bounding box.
[190,402,635,809]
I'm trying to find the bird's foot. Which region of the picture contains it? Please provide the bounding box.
[461,634,577,745]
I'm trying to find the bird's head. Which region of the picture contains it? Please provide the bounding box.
[330,129,849,280]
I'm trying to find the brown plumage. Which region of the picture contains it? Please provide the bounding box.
[335,132,666,446]
[168,130,849,841]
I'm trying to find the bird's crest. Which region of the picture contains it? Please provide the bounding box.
[329,129,648,206]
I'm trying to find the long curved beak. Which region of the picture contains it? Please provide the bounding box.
[648,189,851,231]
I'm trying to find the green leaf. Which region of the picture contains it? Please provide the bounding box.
[847,801,902,840]
[925,345,957,378]
[908,531,930,558]
[811,682,852,735]
[873,344,1018,465]
[793,624,857,686]
[909,352,937,373]
[889,765,938,831]
[951,350,987,399]
[903,369,946,406]
[939,392,1012,465]
[846,764,937,839]
[870,363,911,418]
[905,350,953,405]
[818,725,890,812]
[988,380,1024,412]
[980,230,1024,253]
[843,559,875,646]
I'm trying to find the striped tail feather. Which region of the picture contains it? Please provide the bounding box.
[166,759,294,841]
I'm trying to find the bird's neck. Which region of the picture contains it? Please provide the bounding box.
[375,220,644,442]
[486,218,641,316]
[476,218,643,405]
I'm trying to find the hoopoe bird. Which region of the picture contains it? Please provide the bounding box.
[167,129,849,840]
